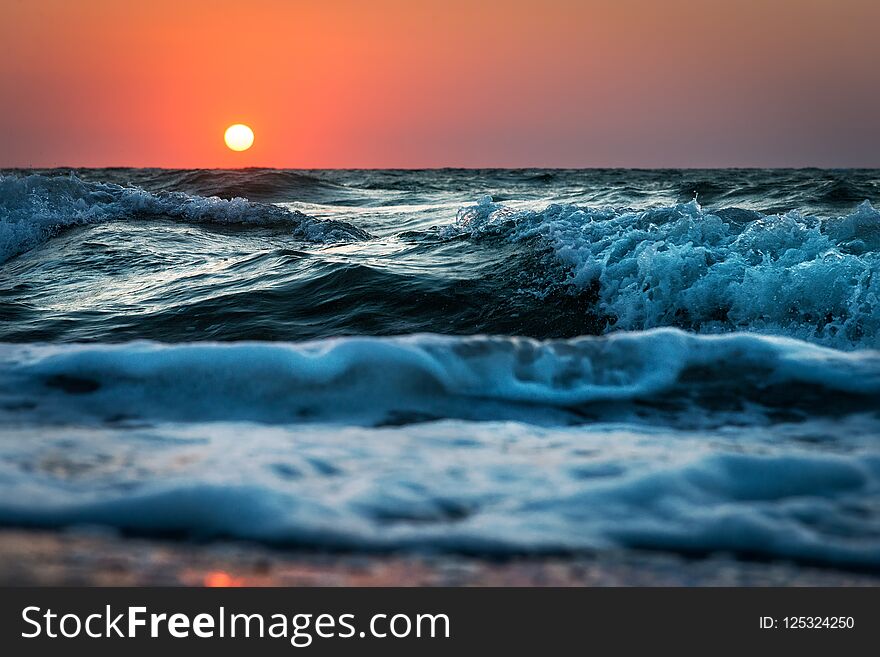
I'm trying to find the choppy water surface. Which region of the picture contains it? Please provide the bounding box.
[1,168,878,569]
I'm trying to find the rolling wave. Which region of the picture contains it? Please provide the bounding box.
[2,168,880,569]
[2,329,877,427]
[444,196,880,348]
[0,443,876,567]
[3,171,879,347]
[0,331,878,567]
[0,173,369,263]
[137,168,355,202]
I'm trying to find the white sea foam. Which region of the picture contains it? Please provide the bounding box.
[0,173,369,263]
[448,197,880,348]
[0,418,876,567]
[1,329,877,427]
[3,169,879,568]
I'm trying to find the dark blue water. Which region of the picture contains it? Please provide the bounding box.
[1,168,878,569]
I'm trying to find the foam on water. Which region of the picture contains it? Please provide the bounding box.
[3,171,880,348]
[1,330,878,427]
[0,173,370,263]
[447,196,880,348]
[0,418,876,567]
[2,168,879,570]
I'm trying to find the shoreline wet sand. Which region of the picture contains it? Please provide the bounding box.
[1,530,876,587]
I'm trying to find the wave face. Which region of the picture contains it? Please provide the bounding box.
[1,168,879,569]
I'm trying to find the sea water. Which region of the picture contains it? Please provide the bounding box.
[0,168,878,569]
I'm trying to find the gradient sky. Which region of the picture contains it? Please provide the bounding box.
[1,0,878,168]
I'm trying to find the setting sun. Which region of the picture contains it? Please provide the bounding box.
[224,124,254,152]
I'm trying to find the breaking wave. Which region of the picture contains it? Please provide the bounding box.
[2,169,880,570]
[0,330,878,568]
[0,173,370,263]
[2,329,878,427]
[445,196,880,348]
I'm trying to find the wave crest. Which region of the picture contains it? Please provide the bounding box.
[447,197,880,348]
[2,329,878,427]
[0,173,370,263]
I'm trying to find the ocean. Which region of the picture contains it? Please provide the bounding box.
[0,168,878,570]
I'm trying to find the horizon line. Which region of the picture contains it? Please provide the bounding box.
[3,165,879,172]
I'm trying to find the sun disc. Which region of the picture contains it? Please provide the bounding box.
[224,124,254,152]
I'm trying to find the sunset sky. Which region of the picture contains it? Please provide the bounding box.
[1,0,878,168]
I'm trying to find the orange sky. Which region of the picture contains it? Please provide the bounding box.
[1,0,878,167]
